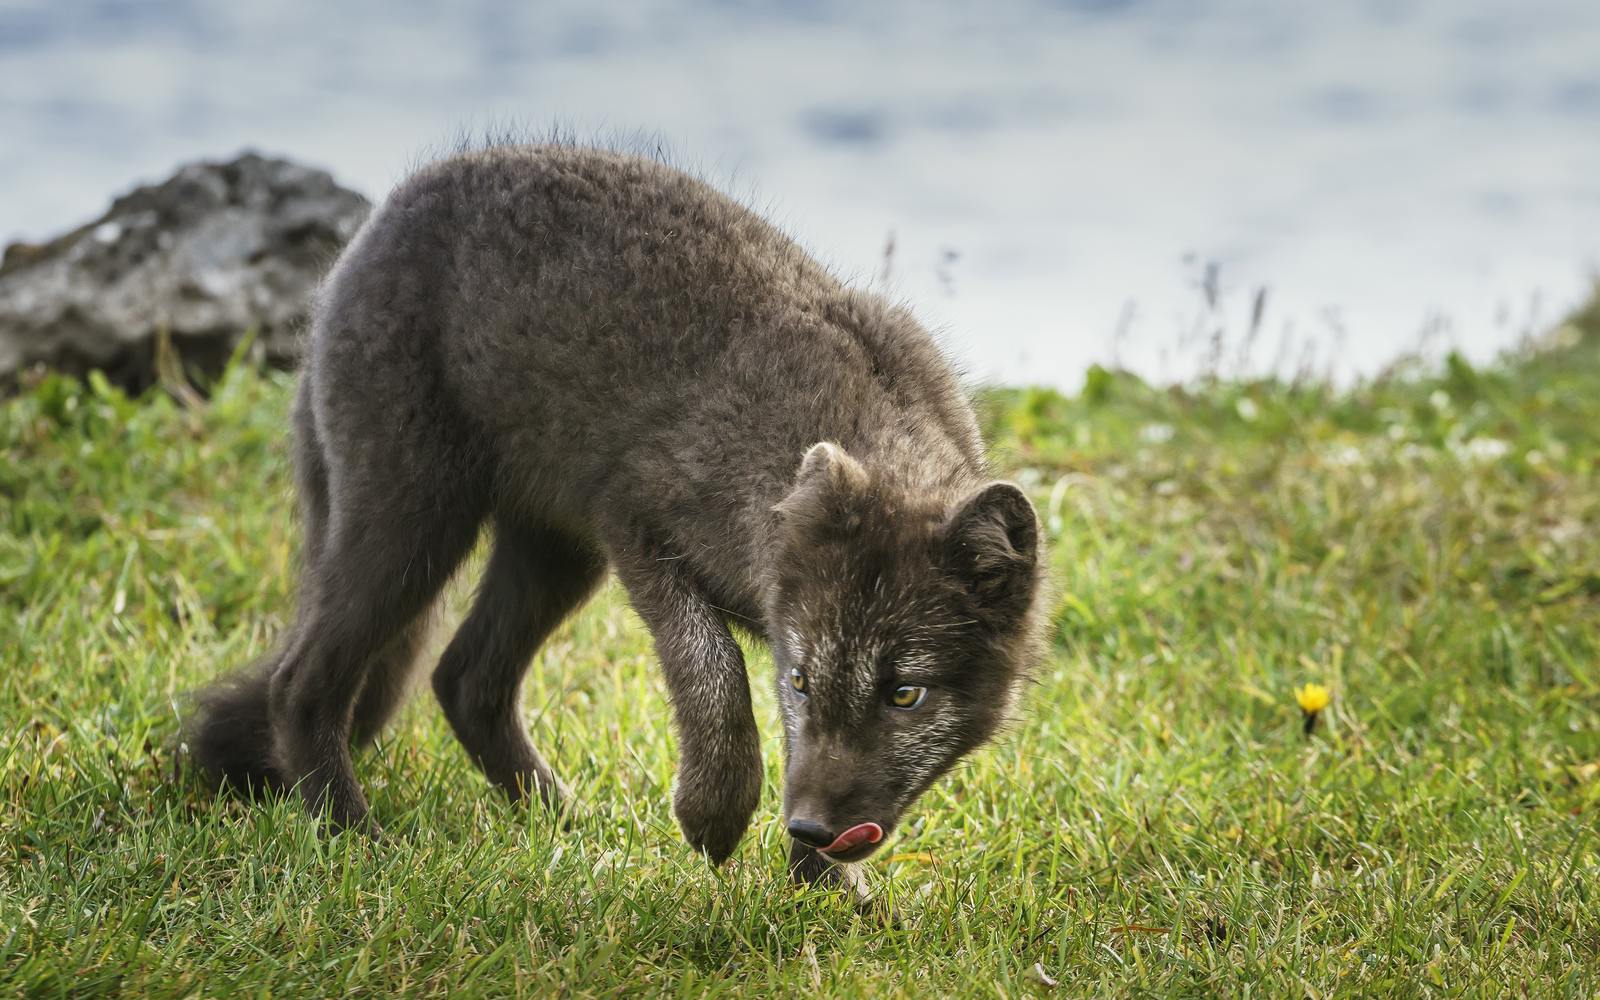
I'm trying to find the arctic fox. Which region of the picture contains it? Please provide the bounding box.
[188,143,1046,895]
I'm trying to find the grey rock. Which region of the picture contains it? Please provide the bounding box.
[0,152,370,390]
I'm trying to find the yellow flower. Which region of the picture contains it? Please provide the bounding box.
[1295,683,1331,714]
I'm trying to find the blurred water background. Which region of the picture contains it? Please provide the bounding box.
[2,0,1597,388]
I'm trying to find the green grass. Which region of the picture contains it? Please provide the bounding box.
[3,309,1599,997]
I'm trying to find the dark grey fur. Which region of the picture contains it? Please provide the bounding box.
[187,142,1046,894]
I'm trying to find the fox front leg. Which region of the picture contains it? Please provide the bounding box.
[614,553,763,864]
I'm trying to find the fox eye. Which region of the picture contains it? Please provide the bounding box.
[790,668,808,695]
[889,685,927,710]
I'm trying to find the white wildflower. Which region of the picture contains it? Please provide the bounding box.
[1552,324,1582,350]
[1455,437,1510,462]
[1139,423,1175,444]
[1325,445,1364,468]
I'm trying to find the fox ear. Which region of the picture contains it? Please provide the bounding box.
[796,441,867,490]
[774,442,868,522]
[944,482,1039,624]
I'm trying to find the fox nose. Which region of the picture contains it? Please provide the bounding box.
[787,817,835,849]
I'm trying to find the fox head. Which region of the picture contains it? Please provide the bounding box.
[766,441,1044,862]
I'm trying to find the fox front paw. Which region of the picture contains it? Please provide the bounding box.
[674,749,762,864]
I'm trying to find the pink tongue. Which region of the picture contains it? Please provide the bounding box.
[822,822,884,855]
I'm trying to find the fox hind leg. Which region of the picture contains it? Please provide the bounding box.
[432,519,606,808]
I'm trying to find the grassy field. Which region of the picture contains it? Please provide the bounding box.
[3,305,1599,997]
